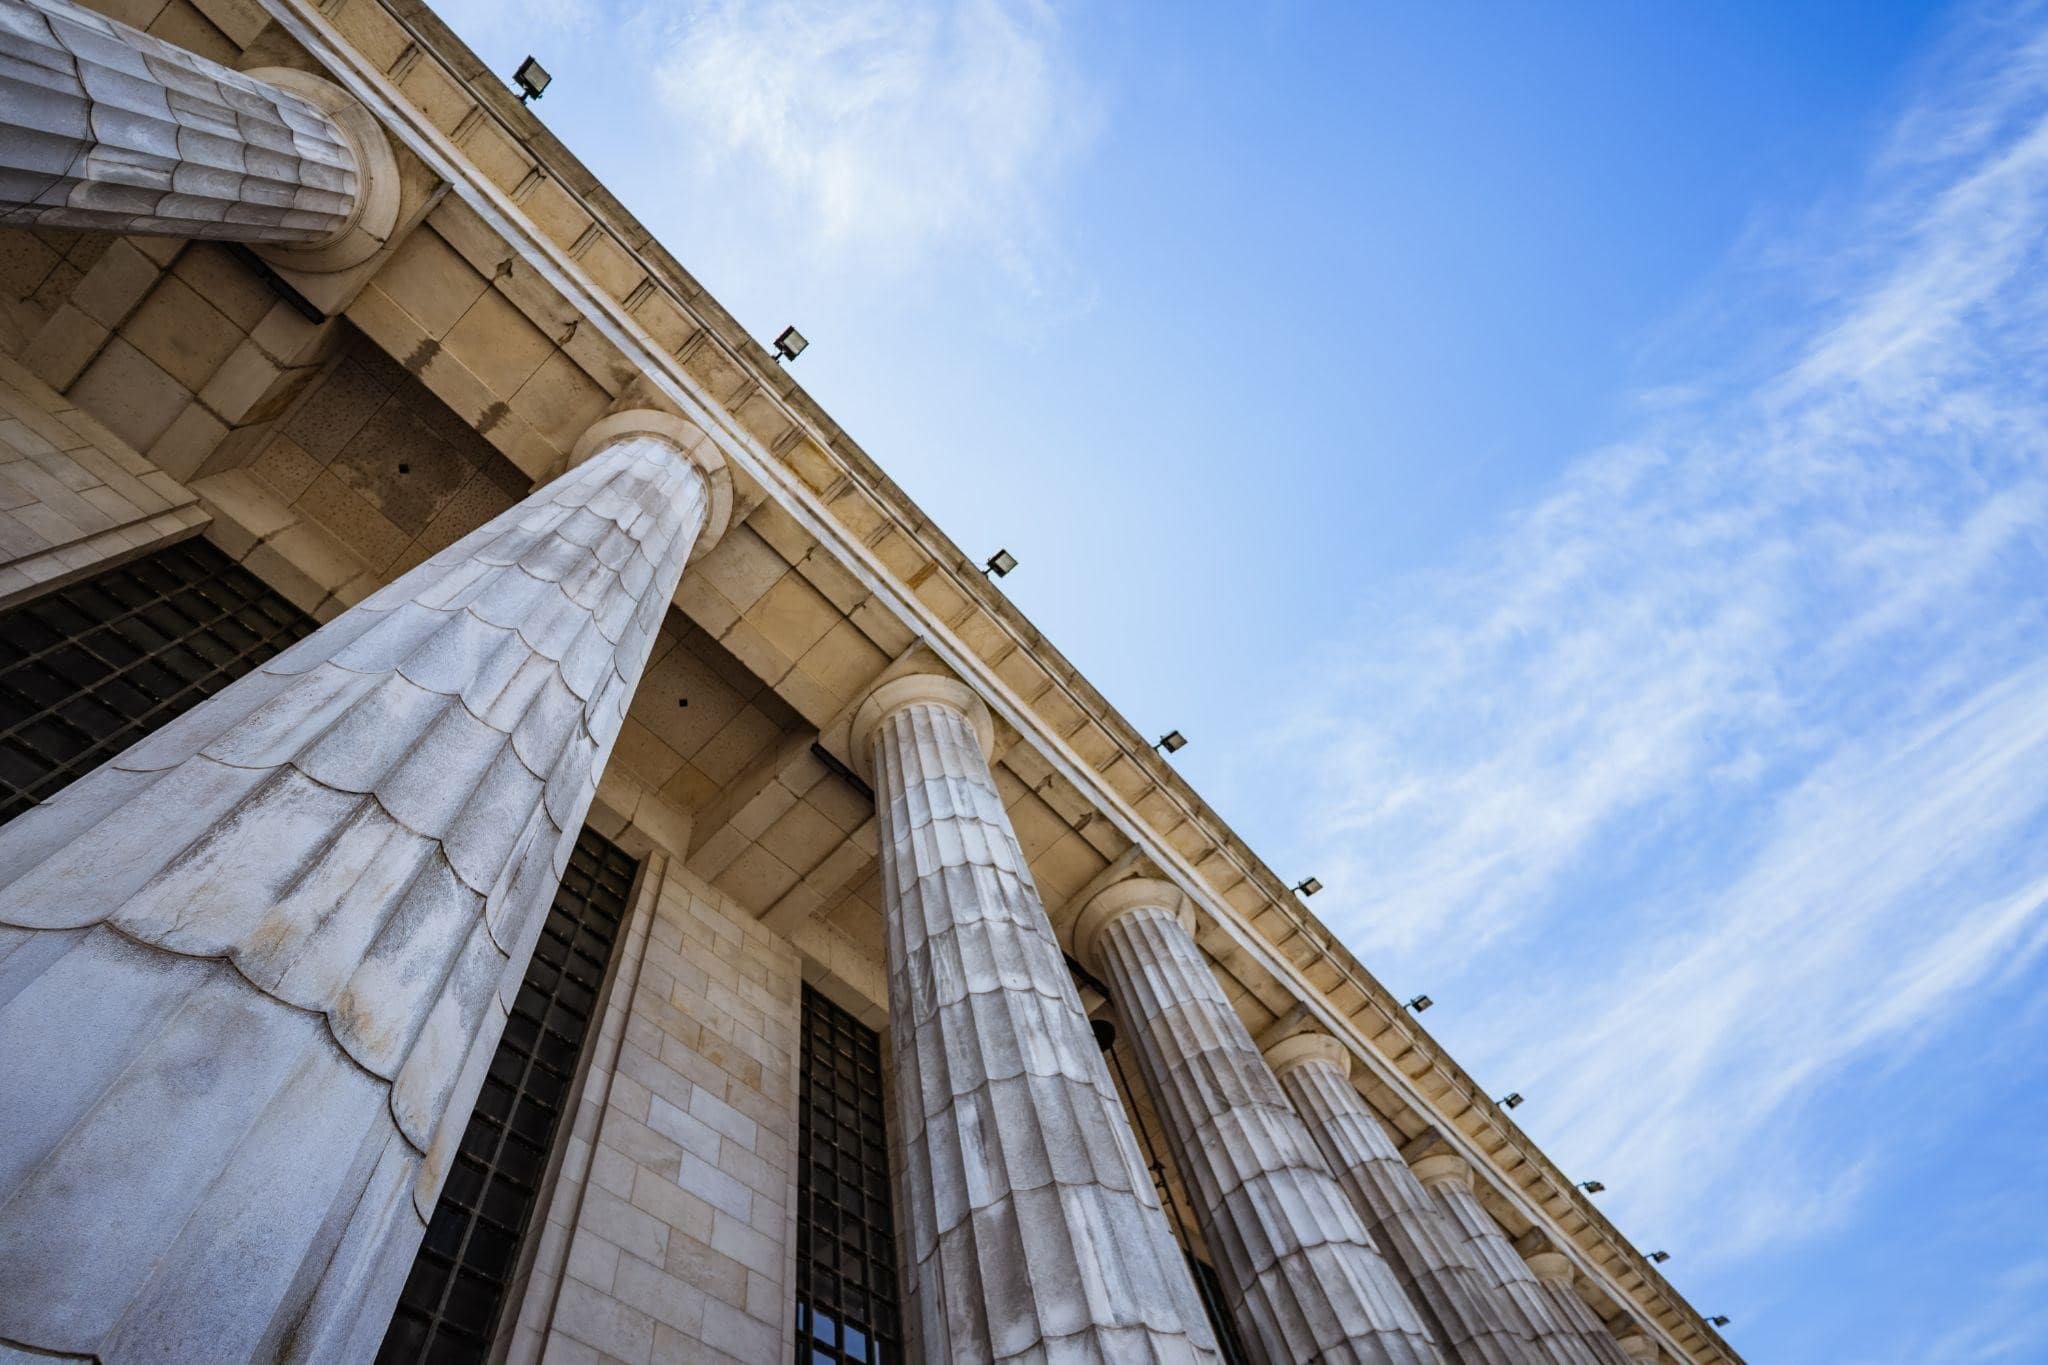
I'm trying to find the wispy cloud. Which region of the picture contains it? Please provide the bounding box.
[645,0,1095,293]
[1263,0,2048,1289]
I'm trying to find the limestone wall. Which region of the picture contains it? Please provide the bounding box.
[0,351,206,607]
[510,848,802,1365]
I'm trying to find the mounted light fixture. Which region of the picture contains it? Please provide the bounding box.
[1649,1251,1670,1264]
[1293,876,1323,897]
[513,56,551,103]
[1578,1180,1606,1194]
[1154,730,1187,755]
[1499,1092,1523,1110]
[773,325,809,362]
[983,549,1018,578]
[1709,1316,1732,1328]
[1405,994,1432,1013]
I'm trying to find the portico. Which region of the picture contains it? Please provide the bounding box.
[0,1,1736,1362]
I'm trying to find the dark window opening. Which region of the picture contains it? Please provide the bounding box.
[377,828,639,1365]
[795,985,903,1365]
[1187,1252,1252,1365]
[0,538,317,822]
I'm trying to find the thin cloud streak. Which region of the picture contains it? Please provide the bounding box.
[1263,0,2048,1293]
[647,0,1095,294]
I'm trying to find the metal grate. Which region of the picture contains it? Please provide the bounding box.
[378,829,640,1365]
[795,985,903,1365]
[0,538,316,823]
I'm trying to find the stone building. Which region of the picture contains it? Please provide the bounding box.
[0,1,1740,1362]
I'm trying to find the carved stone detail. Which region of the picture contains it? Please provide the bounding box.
[1267,1036,1543,1364]
[1521,1237,1635,1365]
[0,0,391,251]
[1079,881,1442,1365]
[1416,1155,1608,1365]
[0,427,714,1361]
[858,677,1222,1363]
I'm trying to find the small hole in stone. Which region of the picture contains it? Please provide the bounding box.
[397,462,410,474]
[677,697,689,708]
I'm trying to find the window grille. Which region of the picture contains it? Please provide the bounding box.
[795,985,904,1365]
[0,538,315,821]
[377,829,639,1364]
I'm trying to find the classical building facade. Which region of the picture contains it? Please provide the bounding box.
[0,1,1740,1362]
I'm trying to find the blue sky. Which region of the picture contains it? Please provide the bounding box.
[433,1,2048,1357]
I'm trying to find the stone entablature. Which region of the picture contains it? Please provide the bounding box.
[255,13,1713,1353]
[0,1,1734,1360]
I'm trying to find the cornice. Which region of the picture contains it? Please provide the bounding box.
[256,4,1731,1357]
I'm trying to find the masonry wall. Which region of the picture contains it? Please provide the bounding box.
[0,351,206,608]
[510,847,804,1365]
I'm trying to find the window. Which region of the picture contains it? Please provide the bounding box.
[0,538,316,821]
[1187,1252,1252,1365]
[377,829,640,1364]
[795,985,903,1365]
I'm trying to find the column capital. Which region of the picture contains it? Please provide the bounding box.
[1261,1029,1351,1080]
[0,0,404,262]
[1071,876,1188,975]
[847,672,994,779]
[571,408,731,559]
[1411,1150,1475,1193]
[1514,1228,1577,1285]
[1615,1331,1660,1363]
[242,66,400,273]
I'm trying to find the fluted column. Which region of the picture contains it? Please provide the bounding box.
[1520,1239,1634,1365]
[850,675,1221,1363]
[0,410,727,1363]
[1076,879,1441,1365]
[0,0,397,264]
[1266,1033,1542,1365]
[1414,1151,1602,1365]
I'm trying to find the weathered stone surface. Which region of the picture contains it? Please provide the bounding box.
[1415,1152,1607,1365]
[1266,1034,1542,1365]
[0,0,360,243]
[0,426,714,1362]
[1520,1238,1635,1365]
[1078,881,1442,1365]
[854,675,1221,1363]
[1614,1332,1664,1364]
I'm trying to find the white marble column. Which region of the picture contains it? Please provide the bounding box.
[1520,1238,1635,1365]
[1076,879,1442,1365]
[1265,1033,1543,1365]
[1413,1149,1604,1365]
[0,411,726,1363]
[850,675,1222,1363]
[0,0,396,263]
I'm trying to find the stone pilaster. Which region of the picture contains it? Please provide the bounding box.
[0,413,724,1362]
[1266,1033,1542,1365]
[851,675,1221,1363]
[1076,879,1442,1365]
[0,0,397,265]
[1519,1236,1635,1365]
[1413,1149,1603,1365]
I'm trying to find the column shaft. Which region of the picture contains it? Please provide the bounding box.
[1270,1041,1542,1365]
[860,681,1220,1362]
[0,428,712,1362]
[1427,1176,1604,1365]
[0,0,361,242]
[1524,1255,1634,1365]
[1083,886,1441,1365]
